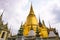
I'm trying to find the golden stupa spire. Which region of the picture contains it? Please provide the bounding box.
[29,3,34,15]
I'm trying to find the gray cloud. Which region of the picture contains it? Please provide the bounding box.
[52,5,60,23]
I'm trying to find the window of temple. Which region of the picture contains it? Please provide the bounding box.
[1,32,5,38]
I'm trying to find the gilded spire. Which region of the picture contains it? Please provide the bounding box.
[0,10,4,21]
[42,20,46,26]
[39,16,42,27]
[0,10,4,25]
[0,10,4,18]
[29,4,34,15]
[1,10,4,17]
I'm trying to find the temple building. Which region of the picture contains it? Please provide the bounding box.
[0,12,11,40]
[0,3,58,40]
[8,4,60,40]
[22,4,48,38]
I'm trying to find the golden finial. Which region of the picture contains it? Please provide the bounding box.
[29,3,34,14]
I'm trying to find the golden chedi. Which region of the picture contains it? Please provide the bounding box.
[23,4,48,38]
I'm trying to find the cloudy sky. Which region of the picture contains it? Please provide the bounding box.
[0,0,60,36]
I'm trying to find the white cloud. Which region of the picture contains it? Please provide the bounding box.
[0,0,60,36]
[0,0,29,35]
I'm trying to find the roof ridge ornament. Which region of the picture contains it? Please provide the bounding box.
[1,9,4,17]
[39,15,42,27]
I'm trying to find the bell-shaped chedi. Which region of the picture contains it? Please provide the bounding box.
[24,4,38,26]
[23,4,49,37]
